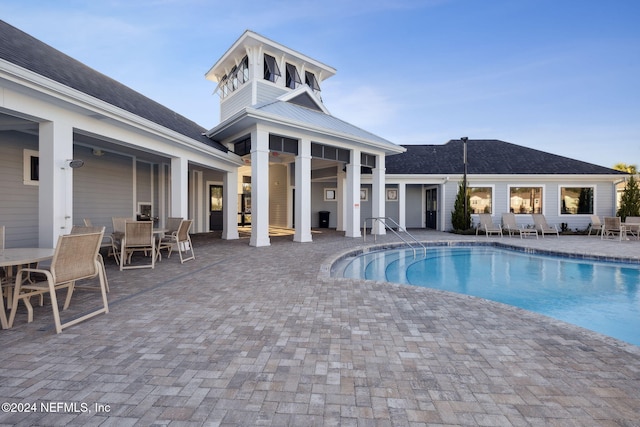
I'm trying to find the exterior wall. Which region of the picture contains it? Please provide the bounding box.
[405,184,424,228]
[0,131,39,247]
[312,182,338,228]
[385,185,400,225]
[256,81,287,105]
[73,145,134,235]
[269,164,288,227]
[136,161,153,216]
[220,84,252,122]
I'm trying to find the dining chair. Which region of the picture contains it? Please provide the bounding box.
[7,229,109,333]
[110,217,130,265]
[120,221,155,270]
[157,219,195,263]
[156,217,183,260]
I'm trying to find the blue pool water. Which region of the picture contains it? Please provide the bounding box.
[338,246,640,346]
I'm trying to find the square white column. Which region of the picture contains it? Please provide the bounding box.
[294,138,312,242]
[336,167,346,232]
[398,182,407,230]
[250,126,271,247]
[371,154,386,235]
[345,148,361,238]
[39,120,73,248]
[171,156,189,219]
[222,168,239,240]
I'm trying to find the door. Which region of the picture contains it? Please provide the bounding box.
[209,185,223,231]
[426,188,438,229]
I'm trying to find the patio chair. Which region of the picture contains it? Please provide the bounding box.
[601,217,624,241]
[157,219,195,263]
[623,216,640,240]
[7,230,109,333]
[156,217,183,260]
[531,214,559,238]
[83,218,115,258]
[71,226,110,292]
[120,221,156,270]
[587,215,603,236]
[501,213,520,237]
[475,214,503,237]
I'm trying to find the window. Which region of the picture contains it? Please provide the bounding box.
[23,149,39,186]
[305,71,320,91]
[510,187,542,214]
[216,56,249,99]
[469,187,492,214]
[561,187,594,214]
[286,63,301,89]
[263,54,281,82]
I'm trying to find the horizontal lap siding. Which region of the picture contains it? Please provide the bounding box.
[0,132,39,247]
[73,146,133,235]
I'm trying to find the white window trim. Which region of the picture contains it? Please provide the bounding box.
[507,184,546,215]
[468,184,495,215]
[23,149,38,186]
[558,184,597,216]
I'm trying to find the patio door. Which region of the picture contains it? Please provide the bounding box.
[209,184,223,231]
[426,188,438,229]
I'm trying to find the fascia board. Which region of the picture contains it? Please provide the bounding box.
[1,60,242,167]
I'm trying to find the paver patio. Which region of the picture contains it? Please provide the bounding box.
[0,229,639,426]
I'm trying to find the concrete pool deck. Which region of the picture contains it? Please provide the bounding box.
[0,229,639,426]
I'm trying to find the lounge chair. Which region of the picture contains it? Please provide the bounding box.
[502,213,537,239]
[587,215,603,236]
[531,214,559,238]
[475,214,503,237]
[623,216,640,240]
[602,216,624,241]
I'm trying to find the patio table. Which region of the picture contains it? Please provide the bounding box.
[0,248,55,329]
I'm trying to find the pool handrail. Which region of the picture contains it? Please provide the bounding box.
[363,217,427,257]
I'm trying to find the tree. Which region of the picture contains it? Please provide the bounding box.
[451,181,471,231]
[613,163,638,174]
[617,175,640,220]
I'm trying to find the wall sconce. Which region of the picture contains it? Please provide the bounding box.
[92,149,105,156]
[66,159,85,169]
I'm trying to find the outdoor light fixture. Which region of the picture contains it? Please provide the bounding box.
[67,159,85,169]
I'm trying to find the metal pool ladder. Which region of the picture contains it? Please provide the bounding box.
[363,217,427,257]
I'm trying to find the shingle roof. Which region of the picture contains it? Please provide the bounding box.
[385,139,627,175]
[0,20,227,152]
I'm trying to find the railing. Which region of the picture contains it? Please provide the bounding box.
[363,217,426,257]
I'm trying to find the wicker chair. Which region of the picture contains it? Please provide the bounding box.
[8,229,109,333]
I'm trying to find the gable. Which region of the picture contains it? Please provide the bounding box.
[287,92,324,112]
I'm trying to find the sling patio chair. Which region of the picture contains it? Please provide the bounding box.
[120,221,156,271]
[110,216,130,265]
[157,219,195,263]
[531,214,559,238]
[7,229,109,333]
[602,216,624,241]
[587,215,603,236]
[71,226,110,292]
[623,216,640,240]
[475,213,503,237]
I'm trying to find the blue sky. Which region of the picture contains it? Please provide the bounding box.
[2,0,639,169]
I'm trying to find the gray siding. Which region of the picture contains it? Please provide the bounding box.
[73,145,134,235]
[256,81,287,105]
[220,84,253,122]
[405,185,424,228]
[269,164,288,227]
[0,131,39,247]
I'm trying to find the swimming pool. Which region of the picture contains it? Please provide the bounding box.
[336,245,640,346]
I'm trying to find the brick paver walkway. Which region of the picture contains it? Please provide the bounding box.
[0,229,639,426]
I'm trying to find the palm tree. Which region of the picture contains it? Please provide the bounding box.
[613,163,638,174]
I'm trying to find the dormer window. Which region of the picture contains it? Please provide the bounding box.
[264,54,281,82]
[286,63,301,89]
[305,71,320,92]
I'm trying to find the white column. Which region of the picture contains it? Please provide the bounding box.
[171,156,189,219]
[250,126,271,247]
[39,120,73,248]
[371,154,386,235]
[345,148,361,238]
[398,182,407,230]
[294,138,313,242]
[336,167,346,232]
[222,169,240,240]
